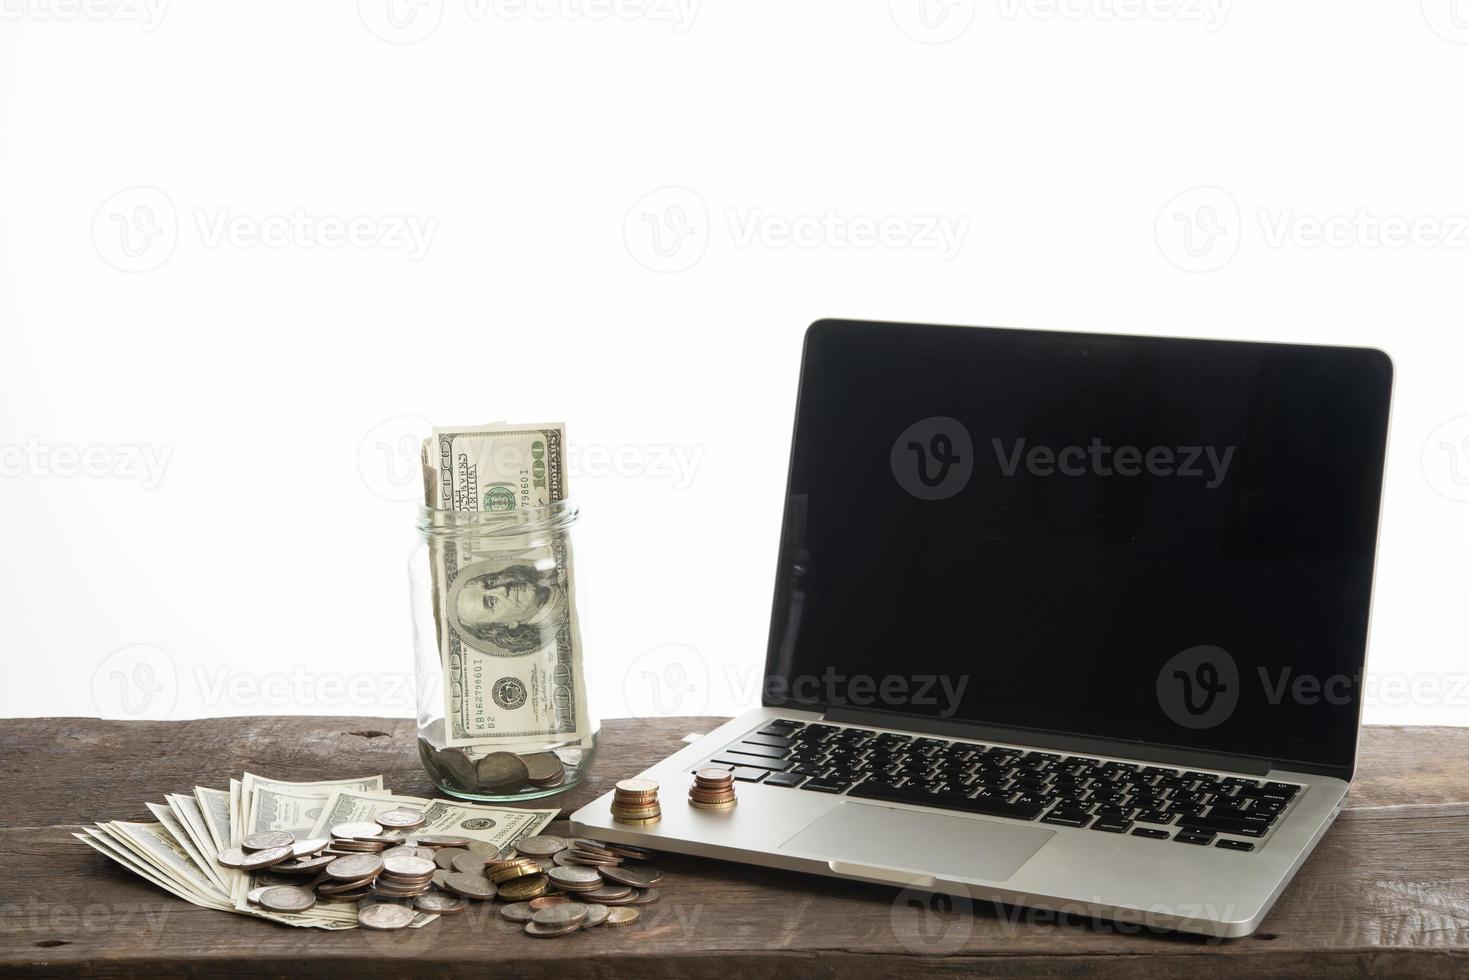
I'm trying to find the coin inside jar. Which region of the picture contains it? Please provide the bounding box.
[258,885,316,914]
[241,830,294,851]
[521,752,565,786]
[476,751,530,793]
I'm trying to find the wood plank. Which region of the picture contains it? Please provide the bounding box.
[2,718,1467,977]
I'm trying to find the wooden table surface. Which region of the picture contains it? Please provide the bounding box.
[2,717,1468,978]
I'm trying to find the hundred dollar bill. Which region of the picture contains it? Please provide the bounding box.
[310,789,558,853]
[193,785,232,853]
[234,773,384,923]
[424,423,590,748]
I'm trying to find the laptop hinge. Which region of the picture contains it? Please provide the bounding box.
[821,707,1274,777]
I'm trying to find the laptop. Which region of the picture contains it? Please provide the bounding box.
[571,319,1393,938]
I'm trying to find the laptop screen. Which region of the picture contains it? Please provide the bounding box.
[763,320,1392,777]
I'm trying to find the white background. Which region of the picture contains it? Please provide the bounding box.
[2,0,1467,727]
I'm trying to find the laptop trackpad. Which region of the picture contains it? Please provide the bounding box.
[780,802,1055,883]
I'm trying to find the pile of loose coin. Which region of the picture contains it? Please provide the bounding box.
[494,834,664,937]
[610,778,662,825]
[688,768,737,811]
[219,808,667,934]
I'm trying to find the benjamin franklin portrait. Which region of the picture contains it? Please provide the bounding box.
[448,559,567,657]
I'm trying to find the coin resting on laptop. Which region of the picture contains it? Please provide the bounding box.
[573,318,1393,939]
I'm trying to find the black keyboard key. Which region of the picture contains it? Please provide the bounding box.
[710,755,790,773]
[742,733,794,749]
[1042,811,1093,828]
[763,771,805,788]
[728,742,789,760]
[1216,839,1255,851]
[1134,810,1176,825]
[1180,815,1268,837]
[800,778,851,793]
[1263,781,1299,797]
[729,766,768,782]
[1131,827,1169,839]
[789,763,827,777]
[847,781,1046,821]
[1173,831,1213,845]
[1092,818,1133,833]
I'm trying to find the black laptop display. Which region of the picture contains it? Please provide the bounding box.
[764,320,1393,781]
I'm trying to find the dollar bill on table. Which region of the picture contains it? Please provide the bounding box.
[422,423,591,751]
[311,788,558,854]
[233,773,391,927]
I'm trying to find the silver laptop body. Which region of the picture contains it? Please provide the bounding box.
[573,320,1393,938]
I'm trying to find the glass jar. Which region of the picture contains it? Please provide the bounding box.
[409,499,598,801]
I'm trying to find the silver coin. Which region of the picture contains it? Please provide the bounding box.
[547,866,602,889]
[442,873,497,900]
[245,886,272,904]
[414,892,467,915]
[258,885,316,914]
[415,834,472,847]
[239,845,294,870]
[358,902,415,930]
[580,904,610,929]
[525,920,582,937]
[375,809,426,830]
[434,847,472,870]
[382,855,436,878]
[290,837,330,858]
[583,884,633,902]
[601,865,660,888]
[216,846,248,869]
[330,821,384,840]
[450,852,487,875]
[325,853,384,880]
[532,902,589,929]
[631,887,661,905]
[498,902,536,923]
[242,830,294,852]
[514,835,568,858]
[383,845,436,862]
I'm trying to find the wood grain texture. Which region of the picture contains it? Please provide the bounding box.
[1,717,1466,978]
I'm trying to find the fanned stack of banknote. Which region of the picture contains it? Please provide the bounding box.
[417,423,592,791]
[74,773,557,928]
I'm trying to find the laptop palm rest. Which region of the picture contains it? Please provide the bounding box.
[778,802,1055,884]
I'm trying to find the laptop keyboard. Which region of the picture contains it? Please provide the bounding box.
[699,718,1306,852]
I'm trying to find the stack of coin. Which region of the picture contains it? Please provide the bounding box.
[486,856,548,901]
[610,778,662,825]
[688,768,737,811]
[327,821,390,853]
[374,853,437,898]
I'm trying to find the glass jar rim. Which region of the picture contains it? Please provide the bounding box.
[416,498,579,536]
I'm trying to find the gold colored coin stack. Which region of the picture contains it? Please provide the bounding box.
[688,768,737,811]
[610,778,662,825]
